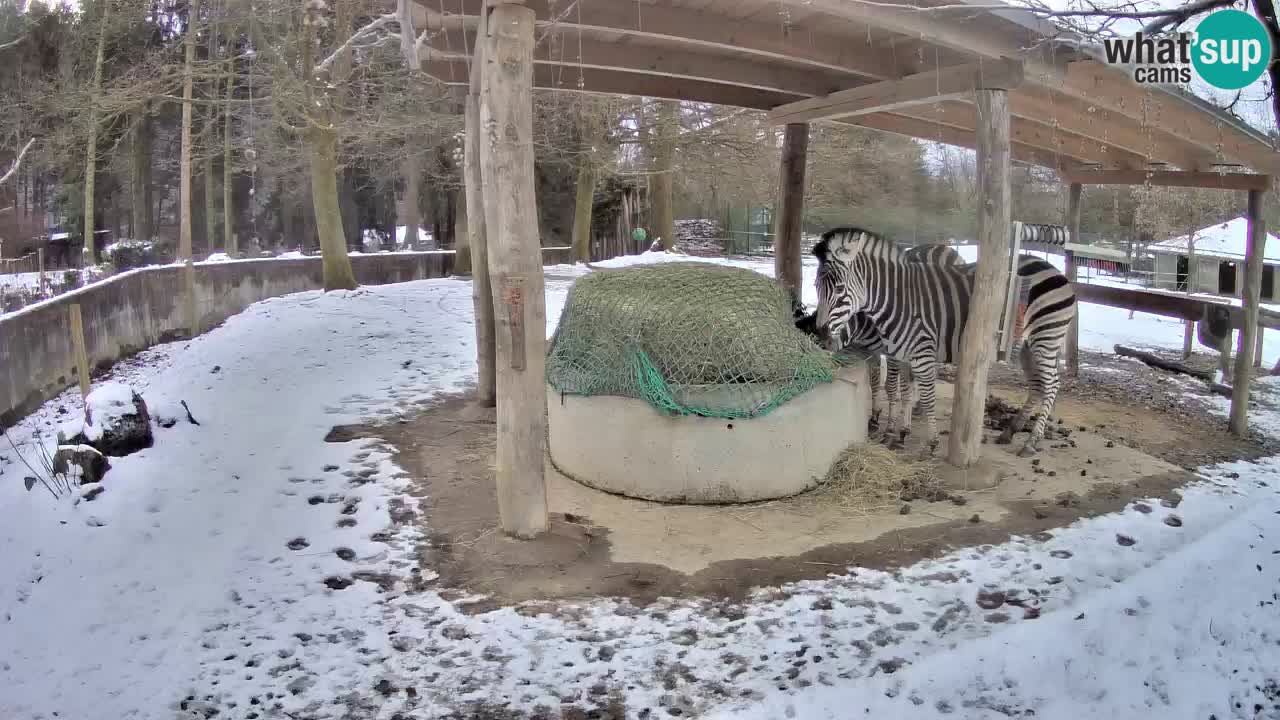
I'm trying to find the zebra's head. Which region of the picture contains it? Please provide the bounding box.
[812,227,888,349]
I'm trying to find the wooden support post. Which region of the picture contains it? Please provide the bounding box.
[1255,330,1265,368]
[37,247,45,296]
[465,8,496,408]
[774,122,808,305]
[947,87,1011,468]
[1230,189,1266,436]
[68,303,91,403]
[1064,183,1081,377]
[480,2,548,539]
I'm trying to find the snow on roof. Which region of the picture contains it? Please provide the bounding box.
[1150,217,1280,262]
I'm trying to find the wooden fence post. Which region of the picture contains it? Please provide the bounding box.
[1064,183,1081,377]
[466,6,496,408]
[1230,188,1266,436]
[69,304,91,403]
[480,2,548,538]
[947,87,1011,467]
[37,247,46,296]
[774,123,809,305]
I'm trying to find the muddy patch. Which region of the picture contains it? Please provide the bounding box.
[331,389,1203,611]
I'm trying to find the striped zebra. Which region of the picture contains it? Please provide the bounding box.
[795,242,962,441]
[810,227,1076,457]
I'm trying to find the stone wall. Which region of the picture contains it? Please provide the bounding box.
[1,248,575,428]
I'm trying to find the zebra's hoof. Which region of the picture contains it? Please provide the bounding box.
[995,428,1015,445]
[1017,444,1039,458]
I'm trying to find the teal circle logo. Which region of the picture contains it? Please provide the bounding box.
[1192,9,1272,90]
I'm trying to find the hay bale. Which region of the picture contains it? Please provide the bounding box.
[817,444,947,511]
[546,262,835,418]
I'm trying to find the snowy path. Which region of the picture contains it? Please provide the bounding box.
[0,255,1277,719]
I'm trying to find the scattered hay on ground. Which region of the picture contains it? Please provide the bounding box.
[813,443,948,513]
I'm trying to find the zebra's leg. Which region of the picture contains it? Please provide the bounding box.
[883,358,902,443]
[892,362,914,445]
[996,343,1041,445]
[908,356,940,456]
[867,356,887,438]
[1019,345,1063,457]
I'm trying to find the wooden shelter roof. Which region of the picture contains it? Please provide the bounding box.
[413,0,1280,177]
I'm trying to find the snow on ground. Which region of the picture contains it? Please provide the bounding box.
[1,251,1278,719]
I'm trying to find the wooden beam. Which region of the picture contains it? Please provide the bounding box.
[1054,61,1280,175]
[1231,189,1266,437]
[1065,183,1081,378]
[794,0,1046,64]
[948,87,1011,468]
[465,7,495,408]
[429,30,853,98]
[480,2,548,539]
[767,58,1023,126]
[892,101,1150,170]
[418,0,906,81]
[1009,87,1215,171]
[425,59,808,110]
[1060,169,1272,191]
[849,111,1088,172]
[774,123,808,304]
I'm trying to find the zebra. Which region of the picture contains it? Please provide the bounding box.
[810,226,1076,457]
[795,242,963,441]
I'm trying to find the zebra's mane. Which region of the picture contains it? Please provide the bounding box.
[814,226,903,265]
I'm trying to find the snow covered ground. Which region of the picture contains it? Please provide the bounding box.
[0,252,1277,719]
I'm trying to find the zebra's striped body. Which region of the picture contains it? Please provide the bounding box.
[795,242,962,439]
[812,227,1076,456]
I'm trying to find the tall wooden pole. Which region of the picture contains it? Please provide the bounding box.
[947,88,1011,468]
[480,2,548,538]
[466,9,496,408]
[774,123,809,305]
[1230,188,1266,436]
[1064,182,1082,377]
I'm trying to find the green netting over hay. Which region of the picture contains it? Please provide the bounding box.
[546,262,837,418]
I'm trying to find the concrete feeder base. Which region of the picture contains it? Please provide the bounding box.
[547,361,871,504]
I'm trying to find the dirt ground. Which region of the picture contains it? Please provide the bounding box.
[330,351,1273,612]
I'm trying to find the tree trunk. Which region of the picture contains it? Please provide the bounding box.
[398,153,421,249]
[224,72,235,255]
[178,0,201,261]
[301,0,356,291]
[649,101,677,251]
[570,151,595,263]
[83,0,111,263]
[307,126,357,290]
[131,109,152,242]
[204,135,217,255]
